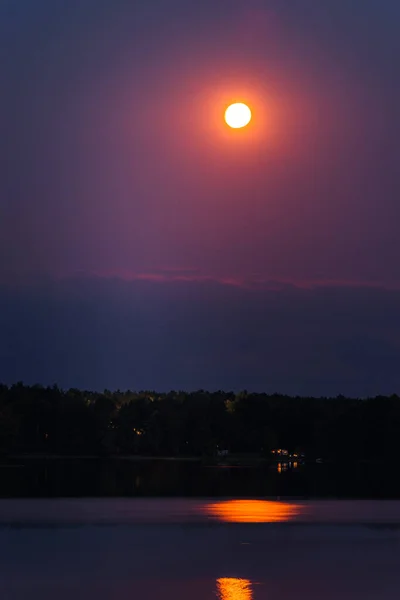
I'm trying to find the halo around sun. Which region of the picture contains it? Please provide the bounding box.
[225,103,252,129]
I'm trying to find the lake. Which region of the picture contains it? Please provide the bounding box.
[1,460,400,599]
[1,457,400,498]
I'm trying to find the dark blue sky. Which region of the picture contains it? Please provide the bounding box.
[1,0,400,395]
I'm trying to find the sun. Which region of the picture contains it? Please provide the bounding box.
[225,103,252,129]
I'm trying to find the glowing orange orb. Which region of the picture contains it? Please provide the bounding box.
[224,103,252,129]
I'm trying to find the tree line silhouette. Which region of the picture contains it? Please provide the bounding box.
[1,383,399,460]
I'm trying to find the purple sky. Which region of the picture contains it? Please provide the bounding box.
[1,0,400,395]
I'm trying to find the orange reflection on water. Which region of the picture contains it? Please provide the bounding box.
[205,499,301,523]
[216,578,253,600]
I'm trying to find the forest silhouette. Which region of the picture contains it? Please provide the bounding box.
[1,384,399,460]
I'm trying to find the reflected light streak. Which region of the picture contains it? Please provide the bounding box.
[205,499,301,523]
[217,578,253,600]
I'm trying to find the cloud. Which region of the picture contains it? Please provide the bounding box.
[1,275,400,397]
[53,270,400,292]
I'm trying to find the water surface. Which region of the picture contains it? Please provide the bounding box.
[1,457,399,498]
[1,498,400,599]
[2,460,400,598]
